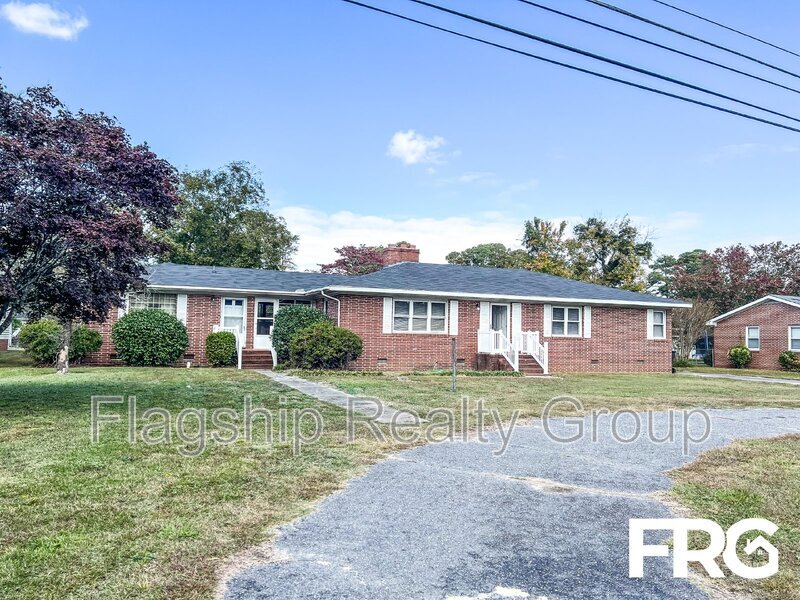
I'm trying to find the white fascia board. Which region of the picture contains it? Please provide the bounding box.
[707,295,800,326]
[320,286,692,309]
[144,284,690,309]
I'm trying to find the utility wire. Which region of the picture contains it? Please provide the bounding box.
[586,0,800,81]
[515,0,800,96]
[650,0,800,59]
[339,0,800,134]
[406,0,800,124]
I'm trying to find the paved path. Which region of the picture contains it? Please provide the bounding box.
[224,408,800,599]
[257,371,418,424]
[678,370,800,386]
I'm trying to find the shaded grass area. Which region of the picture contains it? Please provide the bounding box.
[670,435,800,599]
[0,357,401,599]
[303,371,800,425]
[681,366,800,380]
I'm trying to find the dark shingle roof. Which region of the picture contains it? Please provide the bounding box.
[147,263,344,292]
[331,262,685,305]
[774,295,800,307]
[147,262,685,306]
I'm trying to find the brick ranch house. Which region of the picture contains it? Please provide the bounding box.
[85,244,688,374]
[707,295,800,369]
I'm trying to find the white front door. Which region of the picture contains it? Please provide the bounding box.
[254,298,277,349]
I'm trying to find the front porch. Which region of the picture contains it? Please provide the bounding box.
[478,329,549,375]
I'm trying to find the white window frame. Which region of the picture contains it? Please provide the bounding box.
[550,305,582,338]
[746,326,761,351]
[221,297,247,333]
[392,299,448,334]
[127,291,178,317]
[789,326,800,351]
[649,309,667,340]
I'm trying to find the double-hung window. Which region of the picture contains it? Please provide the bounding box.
[393,300,447,333]
[790,326,800,351]
[128,292,177,316]
[552,306,581,337]
[649,310,666,340]
[746,326,761,351]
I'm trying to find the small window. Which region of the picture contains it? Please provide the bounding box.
[279,299,312,308]
[790,326,800,351]
[128,292,178,316]
[393,300,447,333]
[650,310,666,340]
[746,326,760,351]
[552,306,581,337]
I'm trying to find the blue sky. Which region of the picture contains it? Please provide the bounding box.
[2,0,799,269]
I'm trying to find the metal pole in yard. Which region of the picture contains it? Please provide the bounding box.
[451,337,457,392]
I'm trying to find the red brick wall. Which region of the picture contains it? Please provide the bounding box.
[712,300,800,369]
[337,295,672,373]
[85,295,222,366]
[0,339,8,352]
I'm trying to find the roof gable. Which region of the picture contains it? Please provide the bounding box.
[708,295,800,325]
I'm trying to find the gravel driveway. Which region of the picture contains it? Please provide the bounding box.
[223,408,800,599]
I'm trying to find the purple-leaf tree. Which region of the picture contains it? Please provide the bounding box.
[319,244,386,275]
[0,83,179,373]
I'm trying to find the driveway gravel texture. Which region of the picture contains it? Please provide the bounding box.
[223,408,800,599]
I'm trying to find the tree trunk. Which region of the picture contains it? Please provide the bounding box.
[56,321,73,375]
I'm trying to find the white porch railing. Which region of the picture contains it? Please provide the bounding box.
[213,325,244,370]
[519,330,549,375]
[478,329,549,374]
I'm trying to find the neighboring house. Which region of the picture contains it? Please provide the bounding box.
[707,295,800,369]
[85,243,688,374]
[0,322,11,351]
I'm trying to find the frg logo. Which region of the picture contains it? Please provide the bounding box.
[629,518,779,580]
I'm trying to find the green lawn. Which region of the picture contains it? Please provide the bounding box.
[3,357,800,599]
[301,370,800,425]
[0,355,401,599]
[680,365,800,380]
[670,435,800,599]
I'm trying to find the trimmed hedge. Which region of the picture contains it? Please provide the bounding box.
[69,325,103,364]
[205,331,237,367]
[111,309,189,366]
[779,350,800,371]
[18,319,62,365]
[272,305,330,362]
[727,344,752,369]
[289,322,363,369]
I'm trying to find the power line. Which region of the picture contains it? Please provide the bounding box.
[515,0,800,96]
[650,0,800,59]
[338,0,800,134]
[407,0,800,124]
[586,0,800,81]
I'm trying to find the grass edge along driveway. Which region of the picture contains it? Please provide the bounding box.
[2,361,800,598]
[670,434,800,600]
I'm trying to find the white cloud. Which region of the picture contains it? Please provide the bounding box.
[387,129,446,165]
[1,2,88,40]
[276,206,528,271]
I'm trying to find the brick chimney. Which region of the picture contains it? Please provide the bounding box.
[383,242,420,265]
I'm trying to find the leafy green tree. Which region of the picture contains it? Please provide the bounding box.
[521,218,572,277]
[647,249,705,296]
[446,243,529,269]
[568,217,653,291]
[161,162,297,269]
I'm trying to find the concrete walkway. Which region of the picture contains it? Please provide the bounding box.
[677,370,800,386]
[257,370,418,424]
